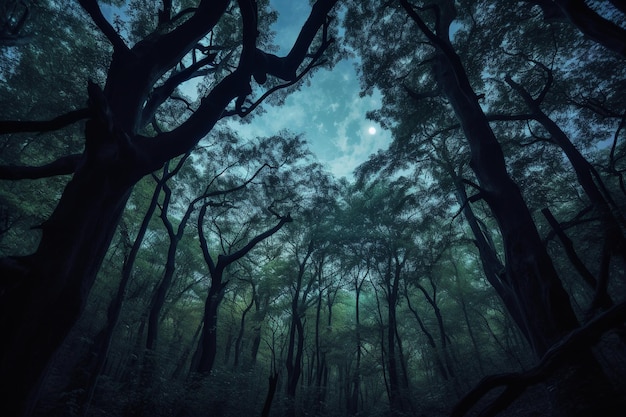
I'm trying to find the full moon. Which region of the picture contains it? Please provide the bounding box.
[368,126,376,135]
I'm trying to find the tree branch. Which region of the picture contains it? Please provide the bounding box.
[217,212,292,271]
[403,84,441,102]
[451,301,626,417]
[158,0,173,24]
[0,108,91,134]
[140,53,218,126]
[0,154,81,180]
[554,0,626,58]
[144,0,339,168]
[485,113,535,123]
[78,0,128,52]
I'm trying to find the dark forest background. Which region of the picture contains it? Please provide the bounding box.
[1,1,626,417]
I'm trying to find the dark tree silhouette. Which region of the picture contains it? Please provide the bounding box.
[0,1,339,415]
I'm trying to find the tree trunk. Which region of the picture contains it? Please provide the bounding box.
[347,276,364,416]
[194,280,226,374]
[260,372,279,417]
[405,288,449,380]
[385,255,412,414]
[506,74,624,311]
[0,117,141,416]
[427,17,624,413]
[77,179,162,416]
[450,171,531,341]
[233,293,254,368]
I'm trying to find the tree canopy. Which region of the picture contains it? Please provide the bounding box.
[1,1,625,417]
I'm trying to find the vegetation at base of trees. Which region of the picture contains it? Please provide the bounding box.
[1,1,625,417]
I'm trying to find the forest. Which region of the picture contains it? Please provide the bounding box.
[1,0,625,416]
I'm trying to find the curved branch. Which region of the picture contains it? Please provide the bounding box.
[0,108,91,134]
[554,0,626,58]
[0,153,81,180]
[223,57,328,118]
[140,53,218,126]
[451,301,626,417]
[78,0,128,52]
[403,84,441,102]
[218,213,292,270]
[144,0,339,168]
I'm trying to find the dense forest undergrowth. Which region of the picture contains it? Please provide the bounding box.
[1,1,626,416]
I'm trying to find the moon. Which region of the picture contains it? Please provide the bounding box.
[368,126,376,135]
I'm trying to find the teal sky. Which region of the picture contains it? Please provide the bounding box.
[229,57,390,179]
[101,1,391,179]
[230,0,391,179]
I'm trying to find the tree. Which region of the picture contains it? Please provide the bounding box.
[527,0,626,58]
[0,1,340,415]
[193,199,292,375]
[345,0,625,415]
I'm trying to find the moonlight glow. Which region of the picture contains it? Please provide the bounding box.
[368,126,376,135]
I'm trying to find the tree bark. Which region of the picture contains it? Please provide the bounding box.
[193,204,291,375]
[285,240,314,417]
[0,115,139,417]
[260,372,279,417]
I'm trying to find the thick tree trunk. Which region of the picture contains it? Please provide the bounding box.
[397,1,625,412]
[506,75,624,310]
[75,180,161,416]
[433,47,570,348]
[431,43,624,415]
[450,172,531,341]
[0,123,140,416]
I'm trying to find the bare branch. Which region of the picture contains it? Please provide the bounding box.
[78,0,128,52]
[223,57,328,118]
[144,0,339,168]
[140,53,218,126]
[0,108,91,134]
[0,154,81,180]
